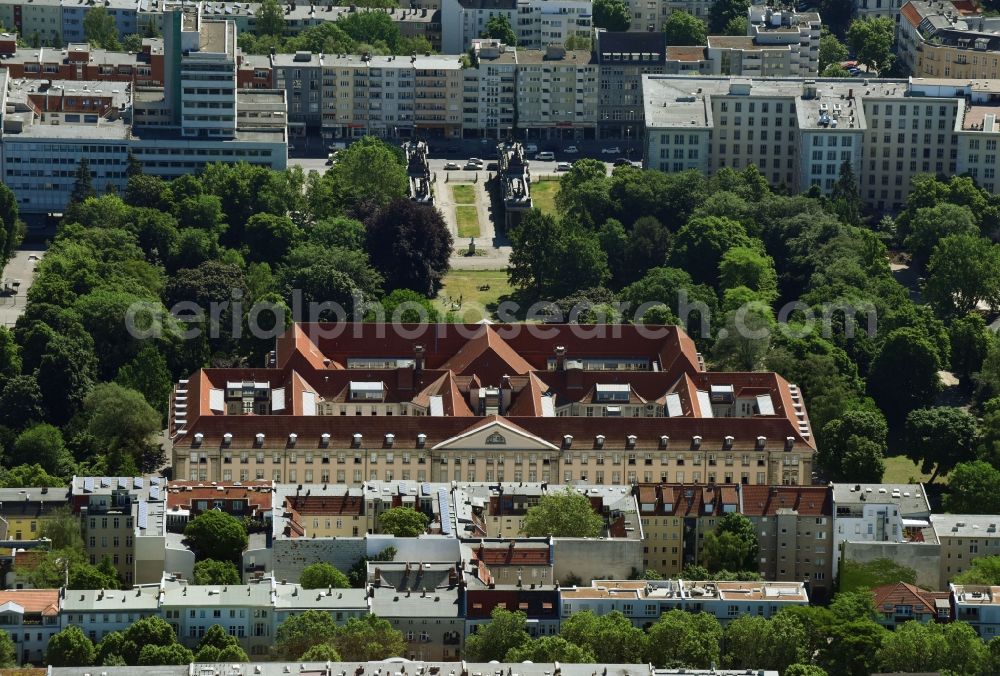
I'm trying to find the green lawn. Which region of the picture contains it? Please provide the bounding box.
[456,206,480,238]
[437,270,513,322]
[883,454,945,485]
[531,179,560,217]
[451,184,476,204]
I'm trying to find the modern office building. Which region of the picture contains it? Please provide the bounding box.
[440,0,592,54]
[595,30,665,141]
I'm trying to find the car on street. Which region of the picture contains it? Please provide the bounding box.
[464,161,482,170]
[535,151,555,161]
[525,143,539,153]
[444,162,461,170]
[613,157,631,166]
[564,145,579,154]
[602,146,622,154]
[556,162,572,171]
[848,67,862,76]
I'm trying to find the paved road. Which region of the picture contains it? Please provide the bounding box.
[0,246,45,327]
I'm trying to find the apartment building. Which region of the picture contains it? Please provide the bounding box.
[832,483,931,578]
[932,514,1000,586]
[465,586,561,637]
[0,589,60,665]
[635,484,734,577]
[463,539,555,586]
[898,0,1000,79]
[0,487,69,541]
[170,323,816,490]
[0,0,62,47]
[61,586,162,644]
[273,51,323,138]
[871,582,950,630]
[463,40,517,139]
[952,583,1000,639]
[595,30,665,141]
[740,485,833,602]
[561,579,809,626]
[370,562,465,661]
[440,0,592,54]
[276,483,366,538]
[165,481,274,532]
[517,44,598,140]
[644,75,981,210]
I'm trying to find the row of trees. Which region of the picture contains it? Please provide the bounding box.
[0,137,451,487]
[465,592,1000,676]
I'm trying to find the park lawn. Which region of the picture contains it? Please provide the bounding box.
[456,206,480,238]
[882,454,945,485]
[451,184,476,204]
[437,270,513,322]
[531,179,559,217]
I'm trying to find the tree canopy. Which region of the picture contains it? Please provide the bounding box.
[521,488,604,538]
[183,510,249,563]
[376,506,429,537]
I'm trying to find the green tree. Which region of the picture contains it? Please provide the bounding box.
[522,488,603,537]
[925,234,1000,316]
[365,198,452,296]
[244,213,302,265]
[47,625,96,666]
[300,562,350,589]
[866,328,942,425]
[819,29,849,71]
[192,559,242,585]
[784,666,828,676]
[0,463,66,488]
[300,644,342,661]
[68,557,120,590]
[946,461,1000,514]
[70,158,96,206]
[505,636,595,663]
[701,512,759,573]
[645,610,721,668]
[273,610,340,660]
[904,202,978,269]
[722,614,807,672]
[369,289,441,323]
[718,246,778,299]
[845,17,894,75]
[193,625,250,663]
[950,313,993,384]
[839,559,917,592]
[11,423,72,477]
[465,608,531,662]
[331,615,406,661]
[904,406,978,484]
[326,136,407,213]
[593,0,631,31]
[137,644,194,666]
[83,6,121,50]
[0,184,23,262]
[376,506,429,536]
[0,374,44,430]
[875,620,986,675]
[710,300,775,371]
[115,346,173,422]
[819,620,885,676]
[0,629,16,667]
[669,215,752,286]
[560,610,648,663]
[953,555,1000,585]
[348,546,396,587]
[83,383,162,473]
[709,0,750,33]
[818,409,888,482]
[256,0,285,37]
[481,14,516,45]
[664,11,707,45]
[831,161,862,226]
[183,510,249,563]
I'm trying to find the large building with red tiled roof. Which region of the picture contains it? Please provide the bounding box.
[170,323,815,490]
[0,589,60,664]
[872,582,951,629]
[636,483,834,601]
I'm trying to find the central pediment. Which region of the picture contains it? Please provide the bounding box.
[432,417,559,451]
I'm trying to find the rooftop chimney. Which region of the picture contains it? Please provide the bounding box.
[554,346,567,370]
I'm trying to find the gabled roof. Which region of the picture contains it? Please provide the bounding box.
[0,590,59,616]
[872,582,948,615]
[740,485,832,517]
[432,416,561,451]
[440,325,534,380]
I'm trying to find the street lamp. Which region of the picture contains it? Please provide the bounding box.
[625,127,632,159]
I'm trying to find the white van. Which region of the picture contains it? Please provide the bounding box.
[535,151,555,161]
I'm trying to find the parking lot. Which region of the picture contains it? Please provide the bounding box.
[0,247,44,327]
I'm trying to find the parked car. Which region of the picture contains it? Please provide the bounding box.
[525,143,539,153]
[464,161,482,170]
[444,162,461,170]
[848,67,862,76]
[468,157,484,165]
[602,146,622,154]
[564,145,579,154]
[535,151,555,161]
[613,157,631,166]
[556,162,572,171]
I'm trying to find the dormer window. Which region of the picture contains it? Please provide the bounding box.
[321,433,331,447]
[595,434,605,449]
[255,433,265,446]
[595,383,630,402]
[223,433,233,446]
[626,435,637,449]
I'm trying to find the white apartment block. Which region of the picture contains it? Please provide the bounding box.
[561,579,809,625]
[516,43,598,140]
[463,40,518,139]
[441,0,592,54]
[644,75,999,211]
[831,483,931,578]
